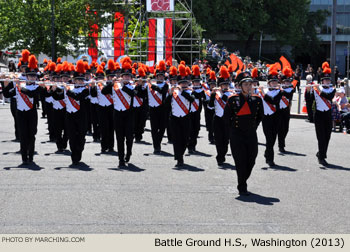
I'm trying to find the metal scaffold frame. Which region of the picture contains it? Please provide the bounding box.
[89,0,200,65]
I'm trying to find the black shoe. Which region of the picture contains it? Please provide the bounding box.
[119,160,126,167]
[21,161,29,165]
[318,158,329,166]
[125,154,131,163]
[135,138,141,143]
[217,161,224,167]
[101,149,107,153]
[267,160,276,167]
[72,161,80,166]
[108,148,115,152]
[153,148,161,154]
[57,149,64,153]
[239,190,251,196]
[279,147,286,153]
[176,160,184,167]
[188,149,194,154]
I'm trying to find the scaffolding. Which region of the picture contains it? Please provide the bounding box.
[95,0,201,65]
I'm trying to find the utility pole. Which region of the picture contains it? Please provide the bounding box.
[330,0,337,85]
[51,0,56,61]
[259,31,263,60]
[125,0,129,55]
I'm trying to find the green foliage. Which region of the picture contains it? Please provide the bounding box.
[192,0,329,59]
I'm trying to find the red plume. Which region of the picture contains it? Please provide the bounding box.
[69,63,75,72]
[251,67,258,78]
[236,70,241,78]
[122,61,132,70]
[138,67,146,77]
[209,70,216,81]
[96,65,104,74]
[282,67,292,77]
[219,66,230,79]
[157,60,166,71]
[28,55,37,69]
[43,58,48,64]
[269,69,279,76]
[179,64,187,77]
[49,62,56,72]
[323,67,331,74]
[180,60,186,66]
[322,61,329,70]
[133,63,137,69]
[57,57,62,63]
[101,62,106,68]
[169,66,177,76]
[75,60,86,74]
[115,62,120,70]
[166,60,172,66]
[228,64,234,73]
[21,49,30,63]
[192,65,200,76]
[107,59,116,71]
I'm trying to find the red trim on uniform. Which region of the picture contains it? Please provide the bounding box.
[173,92,189,115]
[148,83,162,105]
[17,85,33,109]
[114,87,130,110]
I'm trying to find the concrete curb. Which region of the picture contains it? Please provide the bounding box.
[291,113,308,119]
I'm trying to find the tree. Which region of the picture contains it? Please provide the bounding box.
[192,0,329,60]
[0,0,128,59]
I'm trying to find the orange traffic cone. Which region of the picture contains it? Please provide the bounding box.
[302,104,307,113]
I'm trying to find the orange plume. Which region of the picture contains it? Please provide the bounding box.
[57,57,62,63]
[322,61,329,69]
[192,65,200,76]
[84,61,90,70]
[55,64,63,73]
[122,61,132,70]
[282,67,293,77]
[75,60,86,74]
[269,69,279,76]
[186,66,191,76]
[21,49,30,63]
[28,55,37,69]
[169,66,177,76]
[209,70,216,81]
[43,58,48,64]
[228,64,234,73]
[49,62,56,72]
[132,63,137,69]
[251,68,258,78]
[206,67,211,75]
[101,62,106,68]
[220,66,230,79]
[62,61,70,72]
[96,65,104,74]
[138,67,146,77]
[69,63,75,72]
[157,60,166,71]
[323,67,331,74]
[180,60,186,66]
[166,60,172,66]
[115,62,120,69]
[179,64,187,77]
[107,59,116,71]
[121,56,132,66]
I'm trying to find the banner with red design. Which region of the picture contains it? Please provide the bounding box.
[114,12,125,60]
[146,0,174,12]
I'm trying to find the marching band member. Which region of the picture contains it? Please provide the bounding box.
[277,67,295,153]
[209,65,234,166]
[52,60,90,165]
[133,65,148,143]
[166,64,195,167]
[45,62,56,142]
[188,65,205,154]
[147,60,169,154]
[224,72,264,196]
[2,55,40,165]
[310,63,336,166]
[51,63,68,152]
[166,65,179,144]
[101,57,144,167]
[203,70,216,144]
[261,68,282,167]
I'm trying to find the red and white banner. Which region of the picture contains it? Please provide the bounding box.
[114,12,125,60]
[146,0,174,12]
[147,18,173,69]
[88,23,99,62]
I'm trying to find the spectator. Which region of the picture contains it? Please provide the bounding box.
[337,88,350,133]
[334,66,340,87]
[331,91,342,131]
[316,67,322,83]
[8,60,16,72]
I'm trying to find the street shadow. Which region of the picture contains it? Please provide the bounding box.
[1,139,20,143]
[218,163,236,170]
[185,150,212,157]
[3,150,21,155]
[95,150,118,156]
[4,162,44,171]
[144,151,173,157]
[108,163,145,172]
[173,164,205,172]
[54,162,93,171]
[44,150,71,156]
[235,192,280,205]
[278,150,306,157]
[261,164,297,172]
[135,140,152,145]
[320,163,350,171]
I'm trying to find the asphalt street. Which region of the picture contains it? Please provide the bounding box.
[0,101,349,234]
